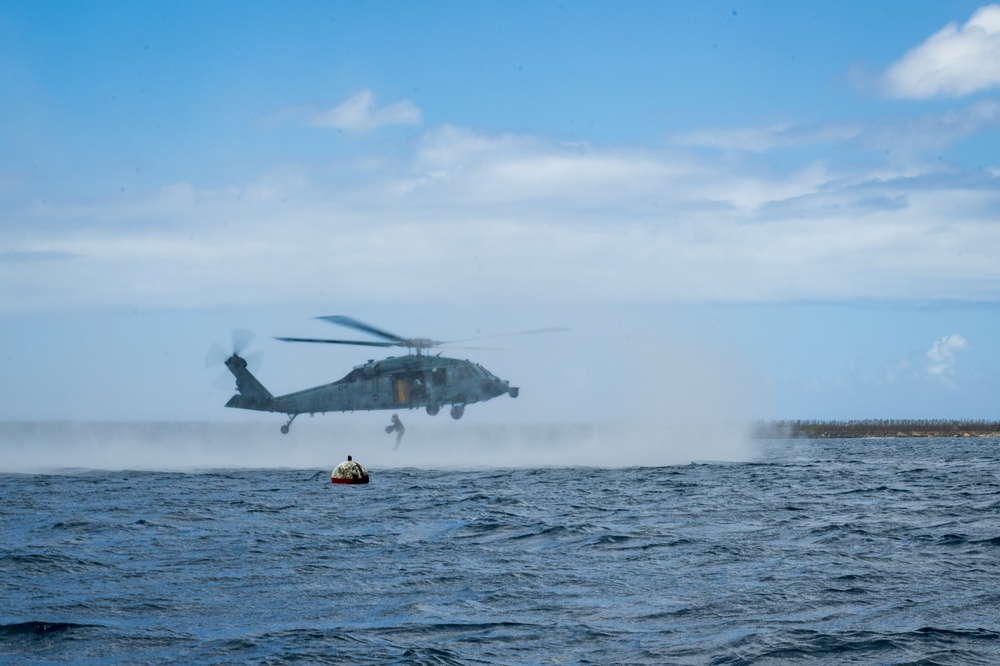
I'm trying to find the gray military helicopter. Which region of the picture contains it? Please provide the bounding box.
[220,315,561,434]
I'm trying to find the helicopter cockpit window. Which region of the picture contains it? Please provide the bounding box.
[457,366,473,380]
[430,367,447,386]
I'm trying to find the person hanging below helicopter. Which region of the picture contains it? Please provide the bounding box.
[385,413,405,449]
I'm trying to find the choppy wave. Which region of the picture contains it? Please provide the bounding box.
[0,621,92,636]
[2,437,999,663]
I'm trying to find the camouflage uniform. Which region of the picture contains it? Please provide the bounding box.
[332,456,368,481]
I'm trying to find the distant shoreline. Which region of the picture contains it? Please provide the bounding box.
[3,419,999,441]
[754,419,1000,439]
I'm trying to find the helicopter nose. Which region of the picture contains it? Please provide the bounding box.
[481,378,508,397]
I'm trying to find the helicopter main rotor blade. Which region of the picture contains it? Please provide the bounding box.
[316,316,407,344]
[292,315,562,351]
[274,336,396,347]
[444,327,570,345]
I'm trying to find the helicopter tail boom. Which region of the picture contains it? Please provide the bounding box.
[224,353,275,411]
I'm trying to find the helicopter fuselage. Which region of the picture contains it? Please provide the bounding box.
[218,314,549,434]
[224,352,519,432]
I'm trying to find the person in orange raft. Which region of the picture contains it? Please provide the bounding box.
[331,454,369,484]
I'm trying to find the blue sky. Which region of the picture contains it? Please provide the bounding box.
[2,1,1000,427]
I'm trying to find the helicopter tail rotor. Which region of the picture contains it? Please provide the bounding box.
[205,329,262,389]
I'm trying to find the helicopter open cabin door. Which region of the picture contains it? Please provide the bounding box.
[392,371,427,406]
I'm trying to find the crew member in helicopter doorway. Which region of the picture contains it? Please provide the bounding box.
[386,414,405,449]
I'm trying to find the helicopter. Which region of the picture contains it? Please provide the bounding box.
[220,315,562,434]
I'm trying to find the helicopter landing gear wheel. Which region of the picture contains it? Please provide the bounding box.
[426,403,440,416]
[281,414,297,434]
[450,404,465,420]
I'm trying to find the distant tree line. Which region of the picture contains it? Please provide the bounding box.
[754,419,1000,439]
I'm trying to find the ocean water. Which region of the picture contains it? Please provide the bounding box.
[2,437,999,664]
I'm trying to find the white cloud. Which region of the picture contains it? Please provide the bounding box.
[925,333,969,386]
[883,4,1000,99]
[887,333,970,388]
[672,121,865,153]
[4,124,1000,313]
[862,100,1000,159]
[397,125,688,205]
[672,102,1000,160]
[306,89,422,132]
